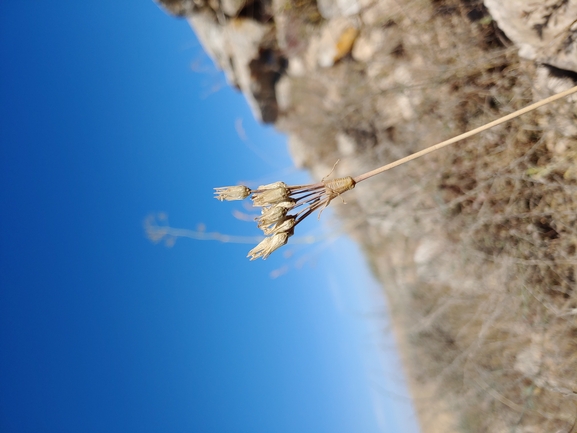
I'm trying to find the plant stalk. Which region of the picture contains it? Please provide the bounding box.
[353,85,577,184]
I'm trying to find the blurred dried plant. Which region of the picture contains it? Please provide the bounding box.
[215,85,577,260]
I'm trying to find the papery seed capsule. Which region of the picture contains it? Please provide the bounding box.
[263,216,296,236]
[252,183,289,207]
[247,232,289,260]
[214,185,251,201]
[257,206,288,229]
[258,181,287,190]
[275,199,296,209]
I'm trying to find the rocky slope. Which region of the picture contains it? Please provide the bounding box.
[156,1,577,432]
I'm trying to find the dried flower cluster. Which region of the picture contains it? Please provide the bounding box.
[214,176,356,260]
[213,86,577,261]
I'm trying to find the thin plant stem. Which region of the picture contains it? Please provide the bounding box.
[353,85,577,184]
[213,85,577,260]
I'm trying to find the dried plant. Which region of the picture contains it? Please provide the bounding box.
[216,85,577,260]
[215,174,355,259]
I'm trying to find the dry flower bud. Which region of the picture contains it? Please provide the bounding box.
[252,183,289,207]
[263,216,296,236]
[275,199,296,209]
[214,185,251,201]
[258,181,287,190]
[257,205,287,229]
[247,233,289,260]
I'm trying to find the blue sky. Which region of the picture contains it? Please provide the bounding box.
[0,1,418,432]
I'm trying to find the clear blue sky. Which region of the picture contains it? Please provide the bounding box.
[0,2,419,432]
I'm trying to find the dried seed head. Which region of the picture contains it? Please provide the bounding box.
[247,232,289,261]
[214,185,251,201]
[258,181,287,190]
[275,199,296,209]
[257,205,288,229]
[263,216,296,236]
[214,169,358,260]
[252,182,289,207]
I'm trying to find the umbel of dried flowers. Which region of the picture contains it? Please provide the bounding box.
[214,86,577,260]
[214,176,356,260]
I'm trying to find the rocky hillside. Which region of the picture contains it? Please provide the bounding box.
[156,1,577,432]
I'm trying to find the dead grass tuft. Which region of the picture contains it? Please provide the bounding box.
[275,0,577,431]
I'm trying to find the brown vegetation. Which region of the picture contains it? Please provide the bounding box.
[157,0,577,430]
[275,1,577,431]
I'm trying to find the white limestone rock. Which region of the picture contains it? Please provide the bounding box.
[315,17,360,68]
[188,13,280,122]
[221,0,251,16]
[483,0,577,73]
[336,133,357,157]
[287,134,313,169]
[275,75,291,111]
[287,56,306,77]
[352,28,385,62]
[317,0,360,19]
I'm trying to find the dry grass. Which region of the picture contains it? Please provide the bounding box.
[275,0,577,431]
[154,0,577,429]
[421,94,577,432]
